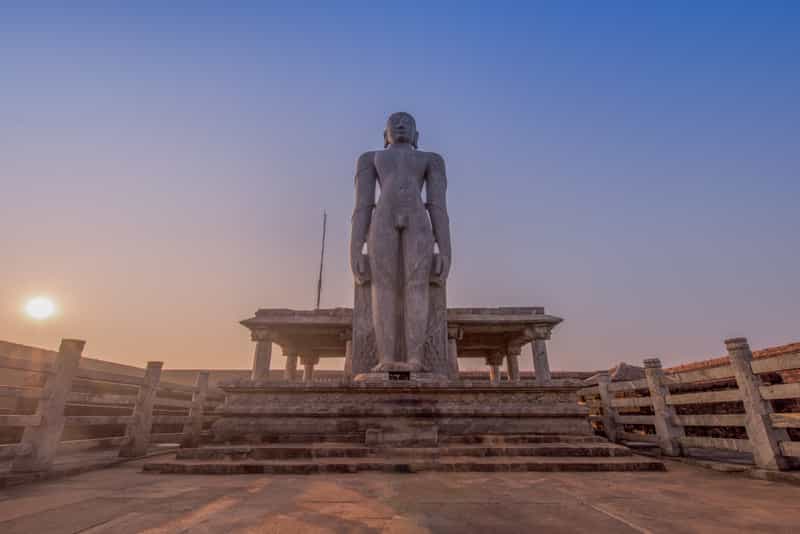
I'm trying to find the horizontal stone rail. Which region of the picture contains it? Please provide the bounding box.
[666,389,741,405]
[759,383,800,400]
[607,378,649,393]
[678,436,753,453]
[0,338,221,472]
[610,396,653,408]
[580,337,800,470]
[0,385,44,400]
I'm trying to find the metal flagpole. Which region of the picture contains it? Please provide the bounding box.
[315,211,327,309]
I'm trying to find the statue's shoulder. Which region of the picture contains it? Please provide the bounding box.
[420,151,446,171]
[355,151,377,177]
[356,150,377,166]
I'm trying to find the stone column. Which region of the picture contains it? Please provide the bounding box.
[532,339,552,385]
[301,355,320,383]
[446,326,462,380]
[595,372,618,443]
[486,353,504,385]
[726,337,793,470]
[180,371,209,449]
[643,358,684,456]
[344,339,353,382]
[506,347,521,382]
[12,339,84,472]
[251,331,272,381]
[284,352,298,382]
[119,361,163,458]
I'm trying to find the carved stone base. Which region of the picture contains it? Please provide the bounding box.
[353,371,449,385]
[210,381,592,446]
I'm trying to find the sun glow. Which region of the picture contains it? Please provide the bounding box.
[25,297,56,320]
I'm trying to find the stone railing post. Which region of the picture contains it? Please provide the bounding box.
[119,361,163,457]
[251,331,272,381]
[643,358,684,456]
[180,371,209,449]
[12,339,84,472]
[725,337,793,470]
[595,372,618,442]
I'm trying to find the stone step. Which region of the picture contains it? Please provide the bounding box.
[176,442,633,461]
[238,433,365,444]
[143,455,666,474]
[441,434,607,445]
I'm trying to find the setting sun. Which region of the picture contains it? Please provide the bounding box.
[25,297,56,320]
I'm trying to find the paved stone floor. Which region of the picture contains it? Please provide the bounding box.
[0,460,798,533]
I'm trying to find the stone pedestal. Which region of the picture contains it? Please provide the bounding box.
[211,380,591,446]
[350,279,450,380]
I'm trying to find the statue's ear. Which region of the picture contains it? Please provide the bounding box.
[384,129,389,148]
[412,131,419,149]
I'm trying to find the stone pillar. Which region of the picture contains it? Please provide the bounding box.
[726,337,793,470]
[595,372,618,443]
[119,361,163,457]
[180,371,209,449]
[284,352,298,382]
[532,339,552,385]
[12,339,84,472]
[301,355,319,384]
[643,358,684,456]
[251,331,272,381]
[506,347,521,382]
[446,326,462,380]
[486,353,504,385]
[344,340,353,382]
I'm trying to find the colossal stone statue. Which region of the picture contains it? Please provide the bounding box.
[350,112,452,374]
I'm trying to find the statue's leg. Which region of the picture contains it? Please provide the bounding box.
[368,222,401,370]
[402,214,435,371]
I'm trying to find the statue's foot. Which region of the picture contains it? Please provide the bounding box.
[371,361,413,373]
[406,359,424,372]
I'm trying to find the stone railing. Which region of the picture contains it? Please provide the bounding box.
[0,339,223,472]
[578,337,800,471]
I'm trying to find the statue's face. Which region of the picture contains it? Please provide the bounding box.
[385,112,417,146]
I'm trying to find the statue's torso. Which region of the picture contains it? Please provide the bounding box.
[373,149,431,220]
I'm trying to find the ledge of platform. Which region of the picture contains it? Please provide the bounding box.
[218,378,582,394]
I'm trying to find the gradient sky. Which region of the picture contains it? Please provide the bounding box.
[2,2,799,373]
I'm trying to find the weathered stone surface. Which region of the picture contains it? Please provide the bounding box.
[7,460,800,533]
[211,382,591,445]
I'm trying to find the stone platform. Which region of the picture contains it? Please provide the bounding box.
[142,437,665,474]
[143,380,665,473]
[210,380,593,445]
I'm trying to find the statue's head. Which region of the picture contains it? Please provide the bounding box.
[384,112,418,149]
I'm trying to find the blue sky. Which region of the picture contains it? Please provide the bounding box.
[1,2,798,371]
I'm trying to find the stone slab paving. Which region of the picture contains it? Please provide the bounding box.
[0,446,177,489]
[0,460,798,533]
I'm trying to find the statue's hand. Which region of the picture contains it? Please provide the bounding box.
[431,253,450,286]
[352,253,371,285]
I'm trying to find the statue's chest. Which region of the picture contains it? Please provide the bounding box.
[374,152,427,182]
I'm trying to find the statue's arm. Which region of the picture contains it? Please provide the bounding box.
[425,153,452,280]
[350,151,377,283]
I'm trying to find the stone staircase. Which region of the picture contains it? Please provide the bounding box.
[142,434,665,474]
